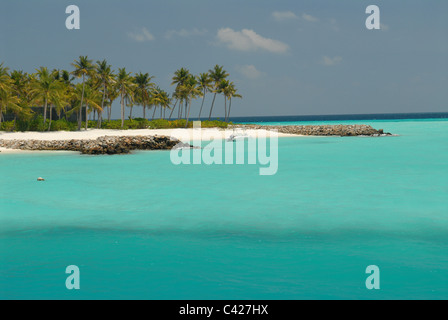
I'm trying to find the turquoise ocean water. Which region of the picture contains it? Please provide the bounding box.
[0,119,447,299]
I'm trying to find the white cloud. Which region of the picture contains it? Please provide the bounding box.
[216,28,289,54]
[128,28,155,42]
[165,28,208,39]
[302,13,319,22]
[321,56,342,66]
[272,11,298,22]
[238,65,264,79]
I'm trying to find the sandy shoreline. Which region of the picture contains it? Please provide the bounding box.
[0,147,77,154]
[0,128,298,154]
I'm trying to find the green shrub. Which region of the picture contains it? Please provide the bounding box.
[50,119,76,131]
[0,116,232,131]
[201,120,230,128]
[0,120,15,131]
[16,118,31,132]
[102,120,128,130]
[125,119,150,129]
[148,119,184,128]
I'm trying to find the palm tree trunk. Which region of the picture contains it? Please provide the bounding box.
[224,96,227,123]
[48,105,53,131]
[0,106,2,126]
[98,107,104,128]
[78,75,85,131]
[99,87,106,128]
[121,93,125,128]
[169,99,178,120]
[185,100,192,128]
[97,111,102,128]
[227,98,232,122]
[98,86,105,129]
[85,102,89,130]
[43,98,48,125]
[152,106,157,120]
[198,90,206,120]
[101,84,106,111]
[108,104,112,121]
[130,105,133,121]
[143,105,146,120]
[208,93,217,120]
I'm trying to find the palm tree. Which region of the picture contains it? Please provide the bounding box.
[106,83,119,122]
[0,88,21,128]
[115,68,135,128]
[0,67,21,127]
[151,87,160,120]
[170,68,190,119]
[30,67,65,130]
[0,63,11,125]
[157,89,171,120]
[0,63,10,93]
[197,72,212,120]
[178,75,202,128]
[61,70,74,85]
[127,94,134,120]
[48,71,66,131]
[218,79,230,122]
[49,69,71,122]
[224,82,242,121]
[94,60,115,128]
[76,82,102,124]
[151,87,163,120]
[134,72,155,120]
[71,56,94,130]
[58,70,75,120]
[10,70,29,100]
[10,70,33,129]
[208,65,229,120]
[168,90,180,120]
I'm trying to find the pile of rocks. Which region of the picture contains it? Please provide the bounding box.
[232,124,391,137]
[0,135,187,155]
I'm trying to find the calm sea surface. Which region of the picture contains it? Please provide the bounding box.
[0,118,447,299]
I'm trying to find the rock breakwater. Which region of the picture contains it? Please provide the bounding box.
[0,135,187,154]
[232,124,391,136]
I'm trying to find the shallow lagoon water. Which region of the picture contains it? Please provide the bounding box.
[0,119,447,299]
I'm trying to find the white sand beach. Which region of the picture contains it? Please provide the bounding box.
[0,128,298,154]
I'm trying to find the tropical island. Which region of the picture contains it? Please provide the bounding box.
[0,56,390,154]
[0,56,240,131]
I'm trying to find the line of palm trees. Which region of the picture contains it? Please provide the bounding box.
[0,56,242,131]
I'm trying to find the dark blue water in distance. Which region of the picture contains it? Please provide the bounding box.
[226,112,448,123]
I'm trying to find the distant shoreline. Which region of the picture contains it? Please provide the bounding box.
[0,124,389,154]
[0,128,296,154]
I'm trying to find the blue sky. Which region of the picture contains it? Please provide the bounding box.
[0,0,447,118]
